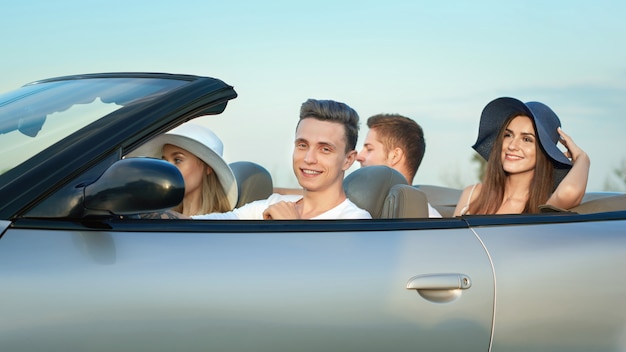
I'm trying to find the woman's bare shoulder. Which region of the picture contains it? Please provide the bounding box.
[454,183,482,216]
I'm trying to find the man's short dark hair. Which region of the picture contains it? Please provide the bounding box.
[298,99,360,153]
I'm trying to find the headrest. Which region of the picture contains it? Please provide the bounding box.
[344,166,408,218]
[229,161,273,208]
[383,184,429,218]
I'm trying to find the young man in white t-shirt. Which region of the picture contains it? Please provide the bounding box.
[193,99,371,220]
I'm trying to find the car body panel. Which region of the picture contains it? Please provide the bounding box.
[475,219,626,352]
[0,220,494,351]
[0,220,9,235]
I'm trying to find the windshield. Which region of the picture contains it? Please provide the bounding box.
[0,77,187,174]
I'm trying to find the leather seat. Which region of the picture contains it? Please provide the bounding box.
[344,166,429,219]
[229,161,273,208]
[384,184,429,218]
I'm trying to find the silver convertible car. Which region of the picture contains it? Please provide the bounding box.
[1,73,625,352]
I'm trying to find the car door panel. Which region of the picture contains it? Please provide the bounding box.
[0,225,493,351]
[475,220,626,352]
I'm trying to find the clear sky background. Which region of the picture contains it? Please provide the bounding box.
[3,0,625,191]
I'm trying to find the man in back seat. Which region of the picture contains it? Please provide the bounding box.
[355,114,441,217]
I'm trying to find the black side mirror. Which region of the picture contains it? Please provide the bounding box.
[84,158,184,216]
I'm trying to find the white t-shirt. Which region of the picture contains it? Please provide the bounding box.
[192,193,372,220]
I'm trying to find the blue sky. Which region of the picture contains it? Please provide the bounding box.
[3,0,626,190]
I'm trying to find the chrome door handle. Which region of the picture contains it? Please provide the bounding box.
[406,273,471,303]
[406,273,471,290]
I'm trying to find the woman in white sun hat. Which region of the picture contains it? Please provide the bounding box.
[128,122,238,216]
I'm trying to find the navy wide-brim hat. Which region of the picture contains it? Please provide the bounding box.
[472,97,573,187]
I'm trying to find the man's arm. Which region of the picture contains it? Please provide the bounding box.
[262,201,300,219]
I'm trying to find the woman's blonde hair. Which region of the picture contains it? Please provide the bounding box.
[173,164,232,215]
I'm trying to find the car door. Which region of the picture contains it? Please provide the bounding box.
[0,219,494,352]
[470,213,626,352]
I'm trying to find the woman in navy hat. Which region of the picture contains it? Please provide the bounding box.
[454,97,590,215]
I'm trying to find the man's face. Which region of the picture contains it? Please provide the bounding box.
[356,129,391,167]
[292,118,356,192]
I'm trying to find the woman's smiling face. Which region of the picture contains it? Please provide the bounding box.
[500,115,537,176]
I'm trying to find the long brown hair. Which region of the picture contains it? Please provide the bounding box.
[173,166,232,215]
[469,114,554,214]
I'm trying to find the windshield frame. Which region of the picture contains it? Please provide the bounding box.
[0,72,237,219]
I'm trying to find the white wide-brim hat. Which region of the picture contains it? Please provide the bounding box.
[128,123,238,209]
